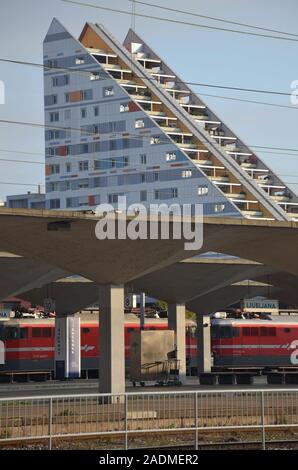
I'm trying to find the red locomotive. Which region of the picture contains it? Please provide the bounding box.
[1,314,298,378]
[0,314,197,376]
[212,316,298,368]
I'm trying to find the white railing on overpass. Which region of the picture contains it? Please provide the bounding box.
[1,389,298,450]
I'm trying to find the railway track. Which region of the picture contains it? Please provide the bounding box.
[2,428,298,450]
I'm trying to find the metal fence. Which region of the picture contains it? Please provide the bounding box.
[1,389,298,449]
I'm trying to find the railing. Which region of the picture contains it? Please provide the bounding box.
[1,389,298,450]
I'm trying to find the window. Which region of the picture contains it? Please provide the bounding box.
[108,193,122,204]
[50,112,59,122]
[233,327,240,337]
[52,75,69,87]
[66,162,72,173]
[43,328,52,338]
[243,327,251,336]
[166,152,176,162]
[219,326,233,339]
[198,186,208,196]
[135,119,145,129]
[82,328,90,334]
[120,103,129,113]
[65,109,71,120]
[79,161,89,172]
[94,106,99,117]
[150,136,161,145]
[20,328,28,339]
[140,173,145,183]
[140,190,147,201]
[104,86,114,97]
[182,169,192,178]
[90,72,100,81]
[32,328,42,338]
[214,203,225,213]
[154,188,178,200]
[49,199,60,209]
[50,164,60,174]
[49,130,60,140]
[75,56,85,65]
[78,180,89,189]
[140,154,147,164]
[81,108,87,119]
[66,198,73,208]
[284,328,291,333]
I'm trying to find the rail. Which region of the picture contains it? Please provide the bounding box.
[1,388,298,450]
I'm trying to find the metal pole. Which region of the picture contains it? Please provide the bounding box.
[124,394,128,450]
[48,397,53,450]
[260,392,266,450]
[194,392,198,450]
[140,292,145,330]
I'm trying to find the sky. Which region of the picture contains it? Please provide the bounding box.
[0,0,298,201]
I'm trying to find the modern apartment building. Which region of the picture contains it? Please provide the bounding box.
[43,18,298,220]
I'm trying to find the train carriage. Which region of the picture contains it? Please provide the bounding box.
[212,317,298,368]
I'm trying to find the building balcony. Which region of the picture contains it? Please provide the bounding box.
[241,210,264,218]
[209,175,230,182]
[240,162,258,169]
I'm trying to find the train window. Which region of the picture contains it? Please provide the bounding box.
[268,327,276,337]
[6,327,20,340]
[260,327,268,336]
[32,328,42,338]
[127,328,135,333]
[82,328,90,334]
[43,328,52,338]
[251,328,259,337]
[211,325,220,339]
[187,326,197,338]
[20,328,28,339]
[243,328,250,336]
[284,328,291,333]
[232,327,240,337]
[219,326,233,338]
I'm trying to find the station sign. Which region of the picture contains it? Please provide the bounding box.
[0,303,11,320]
[242,298,279,313]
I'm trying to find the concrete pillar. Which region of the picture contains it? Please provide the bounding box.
[98,284,125,394]
[196,314,212,374]
[168,303,186,384]
[55,315,81,379]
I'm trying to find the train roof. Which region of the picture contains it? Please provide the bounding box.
[212,316,298,326]
[0,313,196,327]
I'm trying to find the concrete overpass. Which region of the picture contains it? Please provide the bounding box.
[0,208,298,392]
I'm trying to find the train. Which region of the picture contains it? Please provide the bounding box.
[1,314,298,378]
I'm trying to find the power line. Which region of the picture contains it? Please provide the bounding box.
[3,118,298,163]
[196,92,297,111]
[2,117,298,156]
[60,0,298,43]
[0,56,295,98]
[128,0,298,38]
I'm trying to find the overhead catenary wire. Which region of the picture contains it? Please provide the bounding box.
[127,0,298,38]
[2,117,298,157]
[60,0,298,44]
[0,56,295,99]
